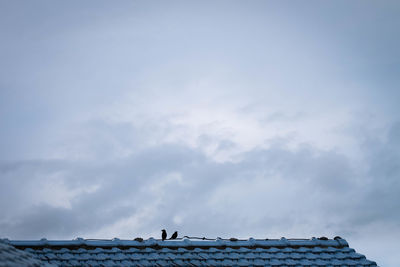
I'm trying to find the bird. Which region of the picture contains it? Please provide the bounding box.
[170,231,178,240]
[161,229,167,241]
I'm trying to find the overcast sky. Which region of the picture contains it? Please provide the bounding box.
[1,1,399,266]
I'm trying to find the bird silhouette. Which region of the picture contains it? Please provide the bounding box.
[170,231,178,240]
[161,229,167,241]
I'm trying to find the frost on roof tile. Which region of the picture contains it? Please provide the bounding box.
[1,237,378,266]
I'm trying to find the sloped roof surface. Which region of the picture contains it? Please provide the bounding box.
[0,241,51,267]
[2,237,377,266]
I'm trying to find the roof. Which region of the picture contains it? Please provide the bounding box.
[1,237,377,266]
[0,240,49,267]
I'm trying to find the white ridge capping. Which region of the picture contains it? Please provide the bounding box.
[279,237,289,245]
[73,237,85,245]
[111,238,121,246]
[146,237,157,246]
[4,237,349,248]
[248,237,256,246]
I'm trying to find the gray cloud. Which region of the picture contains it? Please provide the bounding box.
[2,123,399,238]
[1,1,399,266]
[1,122,399,266]
[354,122,400,226]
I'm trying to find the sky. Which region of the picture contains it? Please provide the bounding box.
[0,0,399,265]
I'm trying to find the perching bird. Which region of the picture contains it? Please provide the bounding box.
[161,229,167,241]
[170,231,178,240]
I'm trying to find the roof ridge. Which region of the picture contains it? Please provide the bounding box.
[2,236,349,248]
[2,236,344,242]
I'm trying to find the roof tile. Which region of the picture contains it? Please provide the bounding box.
[2,237,377,266]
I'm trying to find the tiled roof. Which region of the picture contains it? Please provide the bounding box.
[2,237,377,266]
[0,240,50,267]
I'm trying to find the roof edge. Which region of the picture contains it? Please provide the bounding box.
[2,237,349,248]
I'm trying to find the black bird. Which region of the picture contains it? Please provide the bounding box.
[170,231,178,240]
[161,229,167,241]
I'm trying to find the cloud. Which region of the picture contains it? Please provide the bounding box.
[1,1,399,265]
[2,122,398,243]
[354,122,400,226]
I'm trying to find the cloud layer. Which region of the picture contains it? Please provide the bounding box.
[1,122,399,265]
[0,1,399,266]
